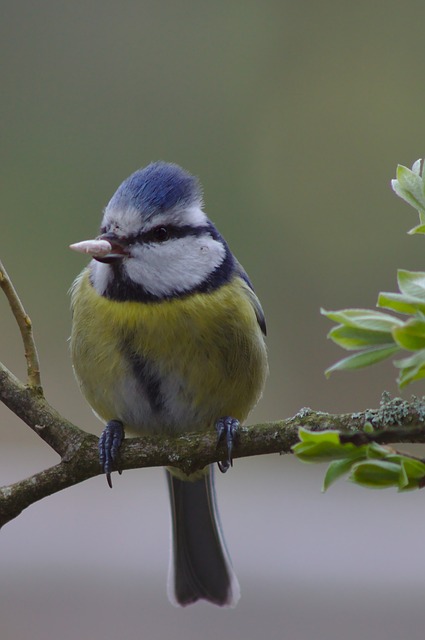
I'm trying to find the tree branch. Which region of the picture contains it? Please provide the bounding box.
[2,361,425,528]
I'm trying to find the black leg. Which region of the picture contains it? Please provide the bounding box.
[215,416,240,473]
[98,420,124,488]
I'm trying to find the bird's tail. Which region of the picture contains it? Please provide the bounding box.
[166,465,240,607]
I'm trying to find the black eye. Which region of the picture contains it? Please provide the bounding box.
[151,226,169,242]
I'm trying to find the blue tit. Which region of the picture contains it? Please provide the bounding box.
[69,162,268,607]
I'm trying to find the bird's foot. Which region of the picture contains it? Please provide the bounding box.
[215,416,240,473]
[99,420,124,488]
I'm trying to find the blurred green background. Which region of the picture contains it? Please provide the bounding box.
[2,1,425,639]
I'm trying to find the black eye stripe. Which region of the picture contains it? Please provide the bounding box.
[133,224,210,244]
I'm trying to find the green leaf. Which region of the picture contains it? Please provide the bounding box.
[322,458,356,491]
[401,456,425,479]
[349,454,425,490]
[407,224,425,235]
[394,349,425,388]
[392,318,425,350]
[349,459,401,489]
[393,349,425,387]
[328,325,395,350]
[325,345,399,376]
[398,458,425,490]
[398,459,409,489]
[394,348,425,369]
[297,427,341,445]
[397,270,425,300]
[411,158,423,176]
[378,291,425,315]
[391,162,425,215]
[365,442,393,459]
[293,428,362,462]
[397,364,425,388]
[379,454,425,490]
[321,308,403,330]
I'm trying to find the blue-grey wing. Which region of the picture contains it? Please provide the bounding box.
[234,260,267,336]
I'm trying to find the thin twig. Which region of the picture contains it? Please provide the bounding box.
[0,260,41,389]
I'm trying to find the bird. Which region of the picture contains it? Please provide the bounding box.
[69,161,268,607]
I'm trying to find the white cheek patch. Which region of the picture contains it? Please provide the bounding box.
[90,260,113,295]
[125,235,226,296]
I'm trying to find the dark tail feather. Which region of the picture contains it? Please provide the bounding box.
[166,466,240,607]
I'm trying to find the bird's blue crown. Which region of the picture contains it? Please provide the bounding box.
[107,162,202,218]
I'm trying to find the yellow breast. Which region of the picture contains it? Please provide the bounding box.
[70,268,268,434]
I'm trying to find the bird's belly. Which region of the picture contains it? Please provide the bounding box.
[70,270,268,436]
[106,368,208,435]
[74,350,204,435]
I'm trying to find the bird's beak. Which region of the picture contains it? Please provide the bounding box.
[69,234,128,263]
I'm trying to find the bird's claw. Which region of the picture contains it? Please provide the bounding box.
[215,416,240,473]
[99,420,124,488]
